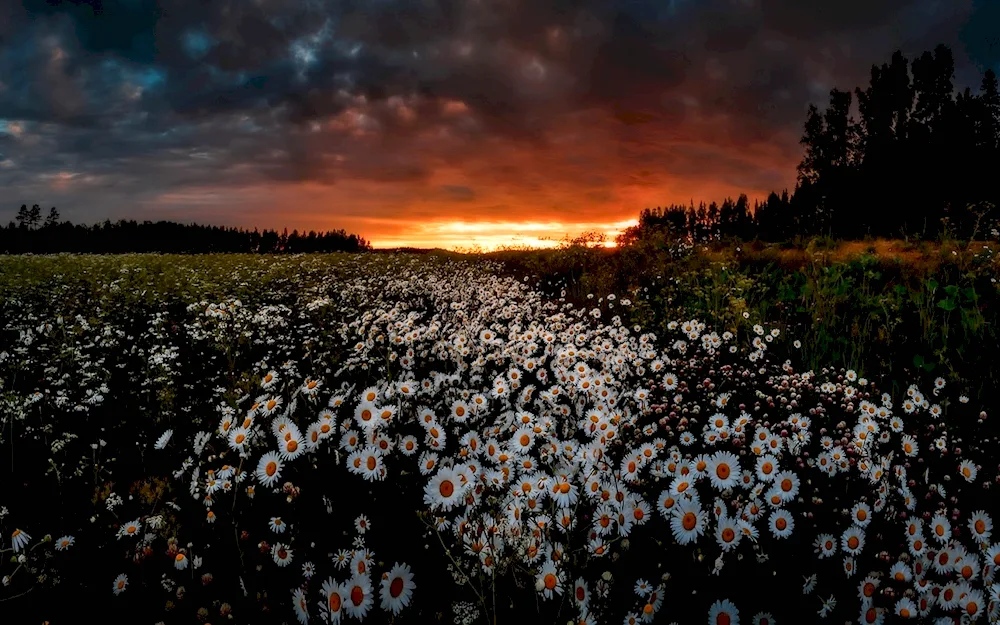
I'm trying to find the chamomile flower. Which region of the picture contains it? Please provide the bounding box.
[279,431,305,461]
[754,455,778,482]
[929,514,952,544]
[417,451,439,476]
[769,509,794,539]
[343,574,374,619]
[261,395,284,416]
[894,597,916,618]
[959,589,985,619]
[118,519,142,539]
[261,370,279,389]
[320,578,346,624]
[154,429,173,449]
[301,377,322,396]
[568,578,589,610]
[55,535,75,551]
[859,606,884,624]
[272,543,294,567]
[354,401,378,432]
[256,451,284,487]
[851,502,872,527]
[708,599,740,625]
[512,427,535,453]
[379,562,415,615]
[399,435,419,456]
[772,471,800,501]
[888,561,912,583]
[292,587,309,624]
[969,510,993,542]
[10,529,30,553]
[228,426,251,452]
[670,499,707,545]
[937,581,961,609]
[716,516,742,552]
[450,400,471,422]
[858,575,879,604]
[424,466,466,511]
[959,460,978,483]
[633,578,652,597]
[841,526,865,555]
[357,447,385,482]
[707,451,741,491]
[535,560,564,600]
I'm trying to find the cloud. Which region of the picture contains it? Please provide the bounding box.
[0,0,990,246]
[441,185,477,202]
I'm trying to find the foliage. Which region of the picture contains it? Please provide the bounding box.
[494,237,1000,402]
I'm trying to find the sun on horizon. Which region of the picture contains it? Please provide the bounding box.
[365,218,640,251]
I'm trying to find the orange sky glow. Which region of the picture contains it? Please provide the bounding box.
[125,105,798,251]
[10,0,984,248]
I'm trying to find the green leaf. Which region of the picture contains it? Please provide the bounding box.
[913,354,924,367]
[937,298,957,312]
[944,284,960,297]
[927,279,939,292]
[962,287,977,301]
[923,362,935,371]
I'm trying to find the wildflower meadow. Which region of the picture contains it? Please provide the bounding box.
[2,252,999,624]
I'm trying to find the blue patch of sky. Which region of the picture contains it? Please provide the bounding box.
[99,58,166,90]
[182,29,216,60]
[289,19,332,68]
[136,67,166,88]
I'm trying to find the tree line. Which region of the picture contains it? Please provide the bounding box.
[3,206,371,254]
[624,44,999,244]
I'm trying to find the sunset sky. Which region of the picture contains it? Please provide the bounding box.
[1,0,998,249]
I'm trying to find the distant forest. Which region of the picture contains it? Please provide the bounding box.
[624,43,1000,244]
[1,205,371,254]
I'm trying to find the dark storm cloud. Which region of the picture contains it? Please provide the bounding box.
[758,0,915,38]
[441,185,476,202]
[0,0,991,240]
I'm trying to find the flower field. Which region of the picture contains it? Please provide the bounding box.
[1,253,999,624]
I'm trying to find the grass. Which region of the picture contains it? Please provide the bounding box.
[8,240,995,402]
[489,237,1000,402]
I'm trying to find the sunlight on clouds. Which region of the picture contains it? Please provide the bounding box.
[0,120,25,137]
[369,219,639,251]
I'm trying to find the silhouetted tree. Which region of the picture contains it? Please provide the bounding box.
[822,89,855,235]
[786,44,996,240]
[973,69,1000,217]
[797,104,826,188]
[44,206,60,228]
[979,69,1000,150]
[27,204,41,230]
[15,204,29,230]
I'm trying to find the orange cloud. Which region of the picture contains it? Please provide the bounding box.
[135,105,798,249]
